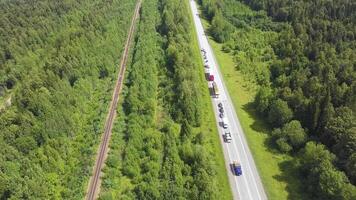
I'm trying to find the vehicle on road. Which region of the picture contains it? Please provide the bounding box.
[205,68,211,80]
[224,131,232,143]
[212,81,219,98]
[218,102,223,108]
[208,75,214,81]
[219,113,224,118]
[219,107,224,113]
[232,161,242,176]
[191,1,267,198]
[223,123,228,129]
[222,119,228,129]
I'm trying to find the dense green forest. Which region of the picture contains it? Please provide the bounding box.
[2,0,354,199]
[0,0,137,199]
[199,0,356,199]
[98,0,231,199]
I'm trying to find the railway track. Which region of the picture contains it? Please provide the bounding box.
[85,1,141,199]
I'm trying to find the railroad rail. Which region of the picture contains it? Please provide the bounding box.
[85,1,141,199]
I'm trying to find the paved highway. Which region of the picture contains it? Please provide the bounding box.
[189,1,267,199]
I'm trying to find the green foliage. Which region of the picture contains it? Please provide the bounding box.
[199,0,276,85]
[99,0,228,199]
[161,0,203,127]
[200,0,218,21]
[254,86,273,114]
[346,153,356,184]
[210,11,233,43]
[325,107,354,142]
[284,121,306,148]
[200,0,356,196]
[275,137,292,153]
[300,142,356,200]
[0,0,137,199]
[272,120,306,152]
[268,99,293,127]
[319,168,350,200]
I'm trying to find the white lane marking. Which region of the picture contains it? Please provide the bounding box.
[192,10,241,200]
[190,1,265,199]
[226,99,263,200]
[192,6,254,198]
[221,101,254,200]
[213,100,242,199]
[189,2,241,199]
[191,1,265,199]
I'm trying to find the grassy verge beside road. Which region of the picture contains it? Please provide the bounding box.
[185,1,233,198]
[201,18,309,200]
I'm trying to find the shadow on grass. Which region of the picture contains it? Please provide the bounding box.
[242,102,311,200]
[242,102,270,134]
[274,160,313,200]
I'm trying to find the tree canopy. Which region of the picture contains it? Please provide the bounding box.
[0,0,137,199]
[198,0,356,198]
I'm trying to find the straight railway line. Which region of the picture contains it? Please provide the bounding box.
[85,1,141,199]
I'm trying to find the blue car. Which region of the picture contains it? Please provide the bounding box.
[233,161,242,176]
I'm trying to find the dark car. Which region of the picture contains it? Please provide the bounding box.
[222,122,228,129]
[218,102,223,108]
[232,161,242,176]
[219,107,224,113]
[219,113,224,118]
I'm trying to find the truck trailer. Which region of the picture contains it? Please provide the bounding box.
[212,81,219,98]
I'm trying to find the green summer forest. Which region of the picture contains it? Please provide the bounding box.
[199,0,355,199]
[0,0,355,199]
[99,0,231,199]
[0,0,137,199]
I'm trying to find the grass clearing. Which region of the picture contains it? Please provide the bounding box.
[200,17,310,200]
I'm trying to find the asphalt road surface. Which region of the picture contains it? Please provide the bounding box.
[189,1,268,199]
